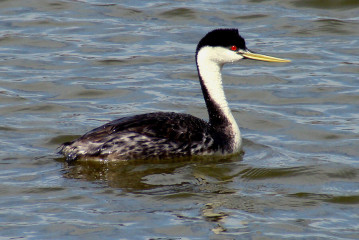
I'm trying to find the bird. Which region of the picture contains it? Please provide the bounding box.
[59,28,290,162]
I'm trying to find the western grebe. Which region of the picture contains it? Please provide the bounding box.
[60,28,290,162]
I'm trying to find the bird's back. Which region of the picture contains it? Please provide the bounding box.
[60,112,217,162]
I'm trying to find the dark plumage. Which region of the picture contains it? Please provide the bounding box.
[60,112,225,162]
[196,28,246,53]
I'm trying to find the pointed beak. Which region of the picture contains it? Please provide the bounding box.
[241,50,290,63]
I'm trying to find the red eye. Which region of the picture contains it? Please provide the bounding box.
[230,45,237,51]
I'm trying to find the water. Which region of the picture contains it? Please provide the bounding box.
[1,0,359,239]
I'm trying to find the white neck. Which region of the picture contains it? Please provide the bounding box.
[196,47,242,152]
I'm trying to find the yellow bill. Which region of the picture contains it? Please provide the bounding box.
[242,51,290,63]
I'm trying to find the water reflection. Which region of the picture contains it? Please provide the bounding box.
[58,154,248,234]
[59,154,244,191]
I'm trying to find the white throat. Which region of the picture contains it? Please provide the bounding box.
[196,47,242,152]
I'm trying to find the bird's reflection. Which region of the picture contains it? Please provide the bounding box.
[59,154,244,192]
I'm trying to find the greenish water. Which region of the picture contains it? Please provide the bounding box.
[1,0,359,239]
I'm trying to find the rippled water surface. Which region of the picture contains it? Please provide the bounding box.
[1,0,359,239]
